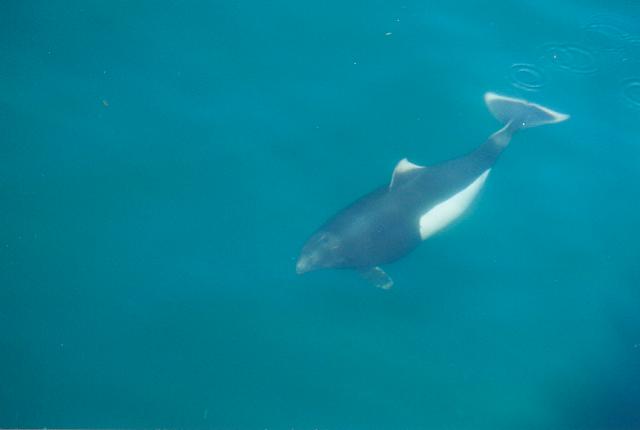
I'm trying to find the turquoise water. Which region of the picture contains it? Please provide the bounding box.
[2,0,640,428]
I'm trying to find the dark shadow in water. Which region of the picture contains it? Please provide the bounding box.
[554,284,640,430]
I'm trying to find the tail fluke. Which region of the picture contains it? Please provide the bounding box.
[484,92,569,130]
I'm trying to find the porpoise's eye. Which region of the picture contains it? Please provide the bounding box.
[314,233,339,250]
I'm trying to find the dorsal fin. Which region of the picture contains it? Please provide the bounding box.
[390,158,424,189]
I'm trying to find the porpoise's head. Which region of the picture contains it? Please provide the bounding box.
[296,231,345,274]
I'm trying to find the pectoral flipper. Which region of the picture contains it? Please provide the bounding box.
[359,266,394,290]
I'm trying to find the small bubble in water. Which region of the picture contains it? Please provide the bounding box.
[508,63,546,91]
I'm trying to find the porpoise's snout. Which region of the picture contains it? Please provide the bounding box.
[296,256,312,275]
[296,236,321,275]
[296,231,344,275]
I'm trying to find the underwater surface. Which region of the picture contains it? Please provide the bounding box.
[1,0,639,428]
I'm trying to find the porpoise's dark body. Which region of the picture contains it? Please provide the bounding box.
[314,142,500,268]
[296,93,569,288]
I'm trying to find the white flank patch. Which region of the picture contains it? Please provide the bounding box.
[419,169,491,240]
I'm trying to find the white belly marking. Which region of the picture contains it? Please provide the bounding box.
[419,169,491,240]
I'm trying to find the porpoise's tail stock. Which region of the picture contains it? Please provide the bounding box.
[484,92,569,130]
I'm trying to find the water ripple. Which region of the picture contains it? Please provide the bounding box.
[584,23,630,50]
[583,20,632,55]
[509,63,546,91]
[538,43,598,75]
[621,78,640,109]
[622,37,640,61]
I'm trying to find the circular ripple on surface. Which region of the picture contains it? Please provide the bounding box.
[538,43,598,74]
[621,78,640,109]
[623,37,640,61]
[582,15,633,54]
[508,63,546,91]
[584,23,631,52]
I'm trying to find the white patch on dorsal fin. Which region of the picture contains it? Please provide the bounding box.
[390,158,424,189]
